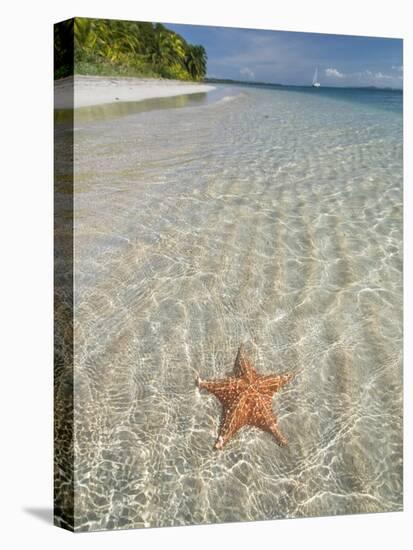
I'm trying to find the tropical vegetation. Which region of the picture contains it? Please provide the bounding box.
[54,18,207,81]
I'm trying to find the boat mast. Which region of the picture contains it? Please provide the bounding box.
[313,66,318,84]
[312,66,320,87]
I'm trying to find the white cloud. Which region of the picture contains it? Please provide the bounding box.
[325,67,345,78]
[323,67,402,88]
[392,65,403,72]
[240,67,255,80]
[356,69,403,82]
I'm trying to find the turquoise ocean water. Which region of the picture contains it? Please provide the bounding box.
[64,83,402,530]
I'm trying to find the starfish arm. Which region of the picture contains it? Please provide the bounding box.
[215,393,251,449]
[234,343,257,382]
[268,423,288,447]
[250,395,288,446]
[256,372,294,396]
[196,377,245,406]
[197,345,295,449]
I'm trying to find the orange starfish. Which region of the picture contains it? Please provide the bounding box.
[196,344,294,450]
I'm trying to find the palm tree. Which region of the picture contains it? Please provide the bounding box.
[145,30,186,69]
[74,18,98,52]
[105,20,142,58]
[185,45,207,80]
[56,17,207,81]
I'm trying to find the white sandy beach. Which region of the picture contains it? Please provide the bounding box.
[54,75,215,109]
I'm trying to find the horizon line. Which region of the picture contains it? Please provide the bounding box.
[204,77,403,91]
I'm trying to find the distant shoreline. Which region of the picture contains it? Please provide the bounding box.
[205,77,402,92]
[54,75,216,109]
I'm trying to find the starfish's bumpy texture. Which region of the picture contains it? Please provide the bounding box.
[196,344,294,449]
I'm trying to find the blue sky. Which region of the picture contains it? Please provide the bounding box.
[165,23,403,88]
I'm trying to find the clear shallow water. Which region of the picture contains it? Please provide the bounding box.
[69,84,402,531]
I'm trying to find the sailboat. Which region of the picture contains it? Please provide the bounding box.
[312,66,321,88]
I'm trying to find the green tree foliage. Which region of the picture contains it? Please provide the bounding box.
[54,17,207,81]
[54,19,74,80]
[185,45,207,81]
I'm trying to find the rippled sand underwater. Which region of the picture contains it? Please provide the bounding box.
[69,85,402,531]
